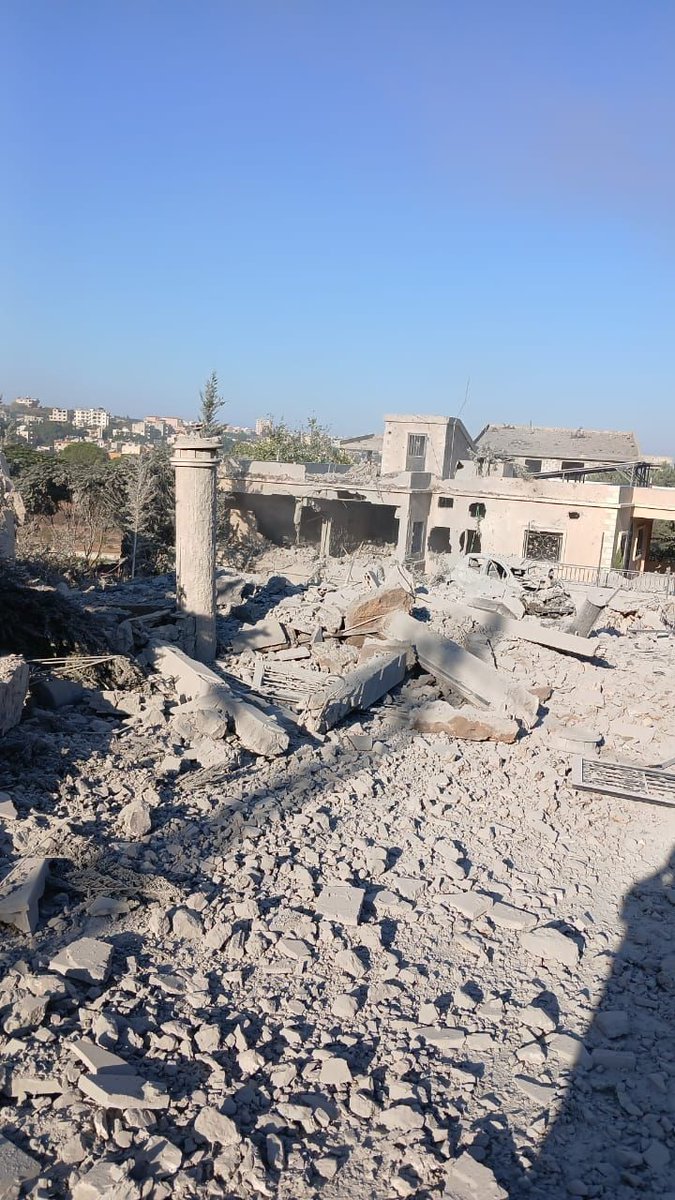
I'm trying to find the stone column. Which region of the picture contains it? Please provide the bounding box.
[171,435,220,663]
[319,516,333,559]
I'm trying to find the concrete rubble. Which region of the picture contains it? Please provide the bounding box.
[0,655,29,736]
[1,548,675,1198]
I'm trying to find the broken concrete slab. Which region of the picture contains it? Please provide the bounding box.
[548,723,602,754]
[78,1071,169,1110]
[50,937,113,985]
[304,650,407,733]
[69,1038,136,1075]
[316,884,365,926]
[0,856,48,934]
[466,592,526,620]
[0,1132,41,1194]
[384,611,540,729]
[521,925,581,968]
[444,1150,508,1199]
[229,617,287,653]
[72,1161,141,1200]
[0,654,29,735]
[0,793,17,820]
[194,1106,240,1146]
[150,641,289,757]
[358,636,415,667]
[412,701,519,743]
[460,606,599,660]
[343,586,414,637]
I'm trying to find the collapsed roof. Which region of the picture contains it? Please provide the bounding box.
[475,423,641,464]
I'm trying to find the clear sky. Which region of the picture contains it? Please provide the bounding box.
[2,1,674,451]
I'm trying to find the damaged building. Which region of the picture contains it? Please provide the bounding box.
[2,422,675,1199]
[221,413,675,579]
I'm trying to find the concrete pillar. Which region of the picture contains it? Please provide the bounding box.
[319,516,333,559]
[171,435,220,663]
[293,499,304,545]
[622,519,634,572]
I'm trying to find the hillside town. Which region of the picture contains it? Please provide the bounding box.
[0,396,257,457]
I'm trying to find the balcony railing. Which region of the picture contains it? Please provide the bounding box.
[534,560,675,596]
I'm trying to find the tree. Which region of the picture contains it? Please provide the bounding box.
[650,521,675,562]
[654,464,675,488]
[650,466,675,563]
[3,444,45,478]
[58,442,109,466]
[14,457,73,517]
[231,416,352,465]
[115,448,175,576]
[199,371,226,436]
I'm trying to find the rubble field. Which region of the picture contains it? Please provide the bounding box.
[1,553,675,1200]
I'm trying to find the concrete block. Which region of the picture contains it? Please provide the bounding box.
[412,701,519,743]
[343,586,414,636]
[0,655,29,735]
[150,641,289,757]
[316,884,365,926]
[304,650,408,733]
[78,1071,169,1110]
[50,937,113,985]
[384,611,540,729]
[31,677,86,709]
[0,857,48,934]
[230,618,287,652]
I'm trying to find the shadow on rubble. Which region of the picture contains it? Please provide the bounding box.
[476,846,675,1199]
[0,696,122,976]
[227,573,308,627]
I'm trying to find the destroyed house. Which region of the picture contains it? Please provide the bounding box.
[475,424,641,476]
[219,413,675,576]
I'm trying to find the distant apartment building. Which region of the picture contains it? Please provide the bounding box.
[73,407,110,430]
[156,415,184,432]
[143,416,168,437]
[255,418,273,436]
[131,421,147,436]
[20,413,44,426]
[51,408,71,423]
[14,396,40,409]
[109,441,142,457]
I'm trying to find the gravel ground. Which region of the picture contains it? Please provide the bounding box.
[1,578,674,1200]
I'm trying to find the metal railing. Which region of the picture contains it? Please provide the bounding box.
[532,560,675,596]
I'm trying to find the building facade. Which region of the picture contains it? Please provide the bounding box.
[219,414,675,574]
[73,408,110,430]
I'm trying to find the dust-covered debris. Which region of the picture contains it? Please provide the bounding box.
[0,551,674,1198]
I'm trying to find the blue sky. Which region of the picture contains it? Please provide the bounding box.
[2,1,674,451]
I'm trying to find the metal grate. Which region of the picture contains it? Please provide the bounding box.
[572,756,675,808]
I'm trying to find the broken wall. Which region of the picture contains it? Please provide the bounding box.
[229,493,297,545]
[428,479,625,568]
[0,449,20,560]
[299,498,398,553]
[381,415,474,478]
